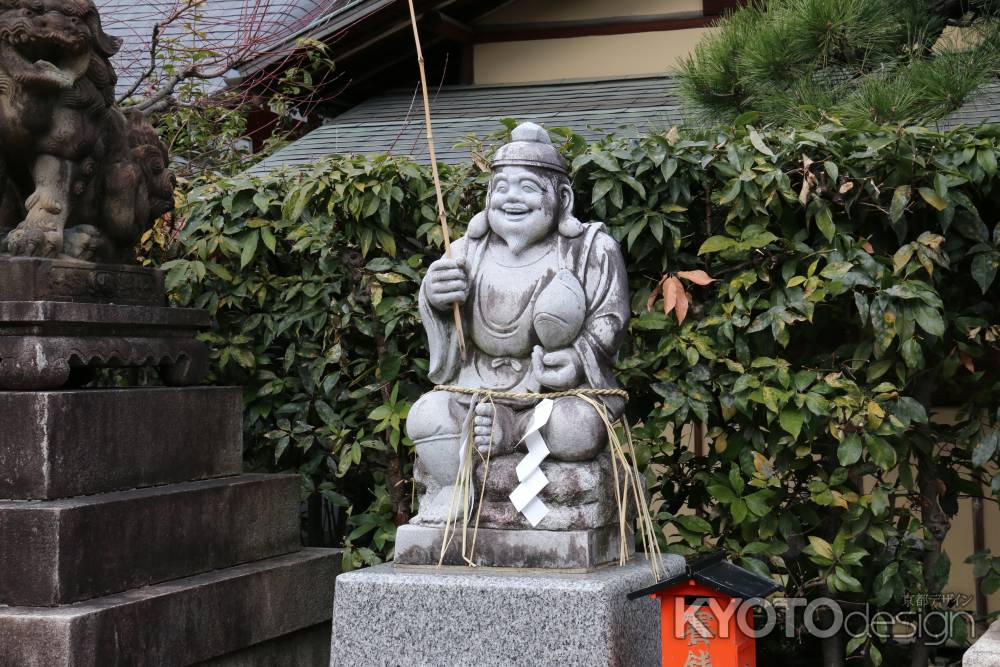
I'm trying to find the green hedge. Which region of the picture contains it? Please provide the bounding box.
[156,120,1000,663]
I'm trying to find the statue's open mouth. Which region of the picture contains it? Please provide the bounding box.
[4,33,89,89]
[501,203,530,221]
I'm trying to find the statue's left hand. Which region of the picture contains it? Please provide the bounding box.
[531,345,582,390]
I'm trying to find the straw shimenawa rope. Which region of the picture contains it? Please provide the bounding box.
[433,385,629,401]
[432,385,663,579]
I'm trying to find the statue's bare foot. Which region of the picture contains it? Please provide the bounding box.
[62,225,108,262]
[5,223,62,257]
[6,190,66,257]
[473,402,516,455]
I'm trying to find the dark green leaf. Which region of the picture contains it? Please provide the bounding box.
[972,252,998,294]
[815,206,835,242]
[913,305,946,337]
[838,434,863,466]
[698,236,737,254]
[779,407,805,440]
[972,431,999,467]
[918,187,948,211]
[890,185,910,223]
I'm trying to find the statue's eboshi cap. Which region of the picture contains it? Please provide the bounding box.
[491,122,568,175]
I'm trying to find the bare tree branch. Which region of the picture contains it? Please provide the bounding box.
[115,0,201,104]
[106,0,334,111]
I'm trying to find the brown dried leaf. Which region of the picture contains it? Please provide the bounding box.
[839,181,854,194]
[959,350,976,373]
[646,276,666,312]
[472,151,490,173]
[799,175,814,206]
[663,276,681,316]
[675,289,690,324]
[676,269,717,286]
[799,155,815,206]
[918,249,934,277]
[666,126,680,146]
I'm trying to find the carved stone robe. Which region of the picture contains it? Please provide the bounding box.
[418,220,630,415]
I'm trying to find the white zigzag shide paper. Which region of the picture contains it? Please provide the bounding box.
[509,398,554,527]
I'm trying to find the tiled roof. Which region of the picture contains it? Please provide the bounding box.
[96,0,348,99]
[937,80,1000,130]
[250,75,1000,174]
[250,76,688,173]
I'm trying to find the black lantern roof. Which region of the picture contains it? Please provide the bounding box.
[627,553,783,601]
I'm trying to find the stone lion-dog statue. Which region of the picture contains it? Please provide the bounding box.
[0,0,173,263]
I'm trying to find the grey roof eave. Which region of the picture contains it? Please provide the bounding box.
[246,76,1000,176]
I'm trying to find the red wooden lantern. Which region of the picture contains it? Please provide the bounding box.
[628,553,782,667]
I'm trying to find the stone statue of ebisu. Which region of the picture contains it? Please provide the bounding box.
[402,122,632,565]
[0,0,174,262]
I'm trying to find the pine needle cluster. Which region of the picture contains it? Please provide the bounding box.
[680,0,1000,125]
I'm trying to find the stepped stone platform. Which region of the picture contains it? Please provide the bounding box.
[0,384,340,665]
[1,549,338,666]
[0,387,242,499]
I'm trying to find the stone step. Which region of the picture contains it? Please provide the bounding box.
[0,474,300,606]
[195,622,332,666]
[0,387,242,500]
[0,548,340,667]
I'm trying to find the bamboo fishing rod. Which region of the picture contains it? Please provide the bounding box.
[406,0,467,361]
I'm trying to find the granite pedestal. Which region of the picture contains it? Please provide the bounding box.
[330,555,684,666]
[965,619,1000,667]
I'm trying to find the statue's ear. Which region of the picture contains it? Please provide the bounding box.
[467,211,489,238]
[558,181,574,213]
[85,13,122,57]
[557,182,583,237]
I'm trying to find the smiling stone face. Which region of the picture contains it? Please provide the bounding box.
[487,165,561,254]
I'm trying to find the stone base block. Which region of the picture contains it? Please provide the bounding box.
[476,499,617,531]
[965,619,1000,666]
[0,548,341,667]
[0,256,166,306]
[0,387,242,500]
[476,453,612,506]
[330,555,684,666]
[197,622,332,666]
[470,453,620,530]
[0,300,210,390]
[394,523,634,570]
[0,474,300,606]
